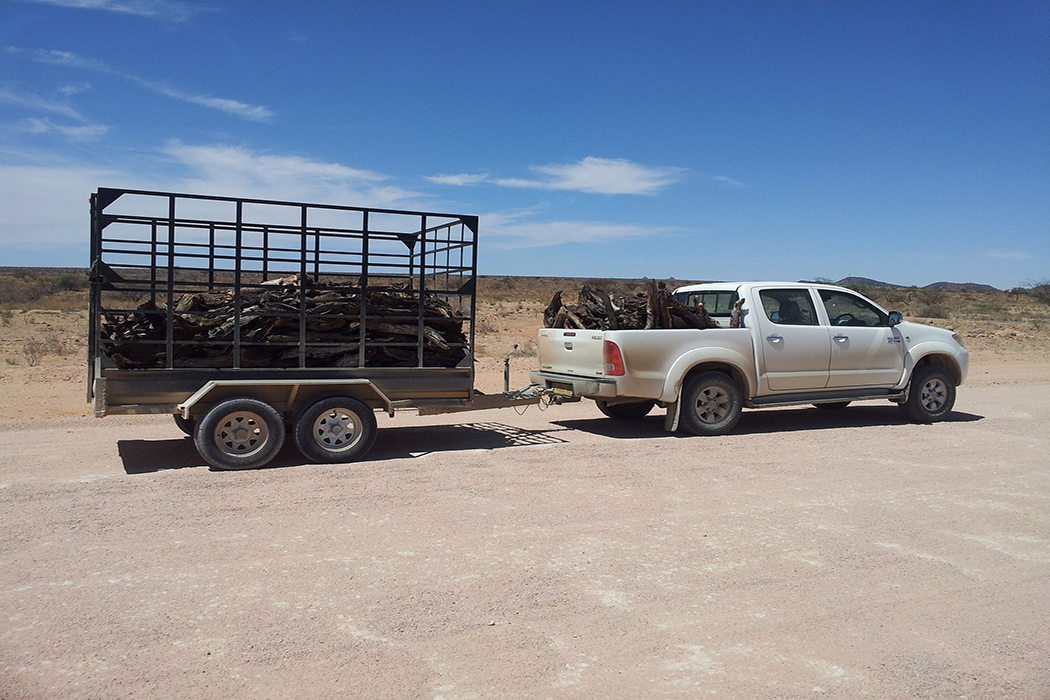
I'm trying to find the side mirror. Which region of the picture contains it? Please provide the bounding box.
[888,311,903,326]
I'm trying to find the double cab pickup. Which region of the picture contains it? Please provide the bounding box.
[530,282,969,435]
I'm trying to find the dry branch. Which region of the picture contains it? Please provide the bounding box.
[543,282,721,331]
[100,275,468,369]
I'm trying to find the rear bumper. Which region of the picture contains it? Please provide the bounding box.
[529,370,618,399]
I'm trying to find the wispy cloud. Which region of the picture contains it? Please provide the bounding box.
[0,85,86,121]
[161,141,425,207]
[427,157,686,196]
[21,48,273,121]
[0,142,430,260]
[19,117,109,140]
[426,172,490,186]
[709,174,746,188]
[496,157,686,195]
[483,208,674,249]
[16,0,204,22]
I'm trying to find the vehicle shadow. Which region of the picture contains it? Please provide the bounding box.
[554,405,983,439]
[117,421,571,474]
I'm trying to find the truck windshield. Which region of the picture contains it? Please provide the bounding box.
[674,291,739,317]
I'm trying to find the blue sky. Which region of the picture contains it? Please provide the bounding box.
[1,0,1047,289]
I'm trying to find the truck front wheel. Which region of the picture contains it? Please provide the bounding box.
[899,366,956,423]
[595,399,656,420]
[294,396,377,464]
[195,398,286,470]
[680,371,742,436]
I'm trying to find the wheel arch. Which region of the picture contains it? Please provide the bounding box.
[178,379,391,422]
[911,352,963,386]
[672,360,751,404]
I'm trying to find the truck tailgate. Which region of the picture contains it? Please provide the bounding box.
[536,328,607,377]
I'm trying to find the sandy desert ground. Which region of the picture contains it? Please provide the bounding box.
[1,303,1049,698]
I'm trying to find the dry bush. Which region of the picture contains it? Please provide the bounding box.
[21,333,69,367]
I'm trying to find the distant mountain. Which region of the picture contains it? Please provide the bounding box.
[923,281,1000,292]
[834,276,900,288]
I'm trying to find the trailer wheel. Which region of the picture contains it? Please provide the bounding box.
[173,413,196,436]
[195,398,286,470]
[679,371,742,436]
[294,396,377,464]
[595,399,656,419]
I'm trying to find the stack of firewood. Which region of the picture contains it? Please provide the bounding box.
[543,280,727,330]
[101,275,468,369]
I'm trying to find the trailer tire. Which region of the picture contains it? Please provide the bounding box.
[173,413,196,436]
[679,371,742,436]
[294,396,377,464]
[195,398,286,470]
[595,399,656,420]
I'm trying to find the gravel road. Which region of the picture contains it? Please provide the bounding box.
[2,380,1048,698]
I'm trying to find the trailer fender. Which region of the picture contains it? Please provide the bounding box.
[177,379,396,420]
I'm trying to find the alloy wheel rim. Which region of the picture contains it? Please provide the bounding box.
[695,387,730,424]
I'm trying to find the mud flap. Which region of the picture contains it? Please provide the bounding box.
[664,400,680,432]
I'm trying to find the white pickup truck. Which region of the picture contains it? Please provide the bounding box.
[530,282,969,435]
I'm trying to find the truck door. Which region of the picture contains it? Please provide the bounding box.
[818,289,905,388]
[754,288,831,391]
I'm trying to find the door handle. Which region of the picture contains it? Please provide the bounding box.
[833,334,849,342]
[765,334,783,343]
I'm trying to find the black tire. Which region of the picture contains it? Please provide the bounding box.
[595,399,656,420]
[899,365,956,423]
[679,371,742,436]
[194,398,286,470]
[294,396,377,464]
[173,413,196,436]
[814,401,851,411]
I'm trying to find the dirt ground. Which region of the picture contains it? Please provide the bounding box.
[1,307,1049,698]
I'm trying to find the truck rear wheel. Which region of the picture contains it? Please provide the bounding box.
[195,398,286,470]
[899,365,956,423]
[294,396,377,464]
[680,371,742,436]
[595,399,656,420]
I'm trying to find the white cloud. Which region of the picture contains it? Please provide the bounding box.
[0,143,428,263]
[495,156,686,195]
[16,0,203,22]
[426,172,490,186]
[0,85,86,121]
[152,85,273,121]
[710,174,746,188]
[162,141,425,207]
[19,117,109,141]
[483,208,673,249]
[23,48,273,121]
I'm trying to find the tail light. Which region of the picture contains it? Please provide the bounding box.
[604,340,625,376]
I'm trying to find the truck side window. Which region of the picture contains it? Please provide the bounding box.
[819,290,889,327]
[759,290,817,325]
[674,291,739,317]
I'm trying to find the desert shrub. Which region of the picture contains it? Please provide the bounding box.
[21,333,68,366]
[917,304,950,319]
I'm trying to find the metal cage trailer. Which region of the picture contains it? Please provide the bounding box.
[88,188,544,469]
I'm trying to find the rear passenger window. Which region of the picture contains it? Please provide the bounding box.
[758,289,818,326]
[674,291,739,317]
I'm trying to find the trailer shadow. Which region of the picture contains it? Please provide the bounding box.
[117,422,570,473]
[554,404,983,439]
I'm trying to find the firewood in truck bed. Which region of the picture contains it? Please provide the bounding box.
[543,280,721,331]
